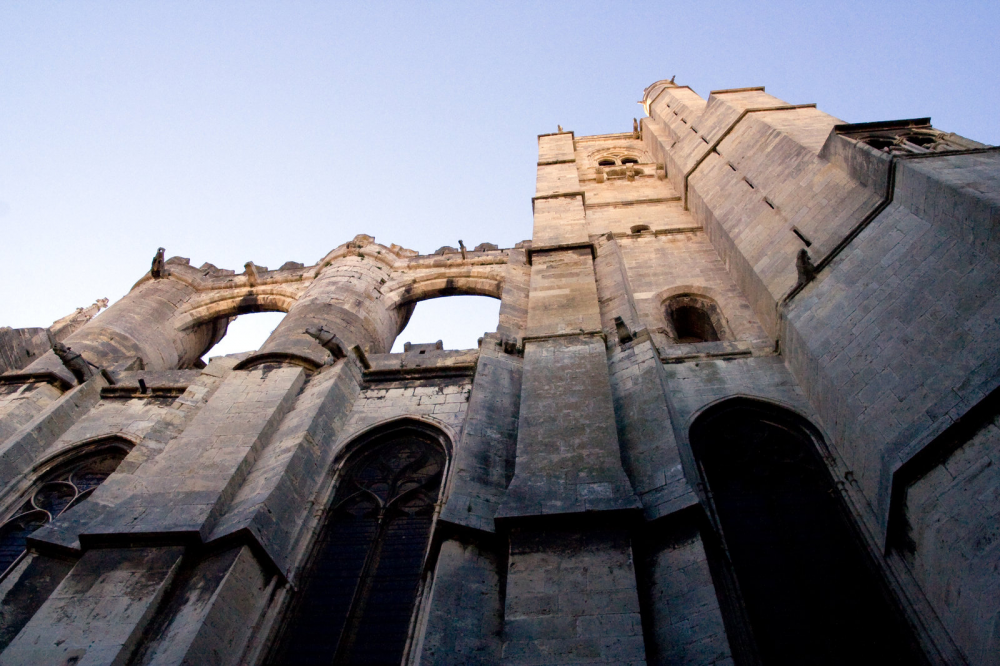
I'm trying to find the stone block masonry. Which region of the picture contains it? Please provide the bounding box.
[0,76,997,665]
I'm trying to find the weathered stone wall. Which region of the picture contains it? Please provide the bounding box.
[634,516,732,666]
[502,526,647,665]
[0,327,51,374]
[133,545,273,666]
[416,534,505,665]
[902,404,1000,665]
[0,77,996,666]
[640,78,1000,665]
[0,547,184,666]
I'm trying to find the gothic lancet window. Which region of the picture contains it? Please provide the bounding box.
[0,444,129,576]
[691,400,923,665]
[267,427,446,665]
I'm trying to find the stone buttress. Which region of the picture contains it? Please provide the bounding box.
[0,77,998,666]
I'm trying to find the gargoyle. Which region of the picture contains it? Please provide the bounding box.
[305,326,347,361]
[151,247,166,279]
[614,316,634,345]
[796,248,817,288]
[52,342,96,384]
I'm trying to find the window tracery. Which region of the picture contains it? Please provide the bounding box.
[267,428,446,665]
[0,447,128,576]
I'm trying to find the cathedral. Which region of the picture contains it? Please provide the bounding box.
[0,78,997,665]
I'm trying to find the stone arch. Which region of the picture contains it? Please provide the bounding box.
[265,417,450,665]
[28,434,136,478]
[689,397,923,665]
[333,415,456,471]
[172,288,299,332]
[385,275,504,310]
[383,270,506,341]
[171,288,301,362]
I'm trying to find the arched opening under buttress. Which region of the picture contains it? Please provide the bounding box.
[392,295,499,352]
[199,311,286,362]
[689,399,924,666]
[388,277,504,352]
[174,292,295,366]
[266,420,449,666]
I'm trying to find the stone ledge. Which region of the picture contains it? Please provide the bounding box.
[525,241,596,265]
[655,338,775,364]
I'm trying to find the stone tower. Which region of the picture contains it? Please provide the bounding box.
[0,79,998,665]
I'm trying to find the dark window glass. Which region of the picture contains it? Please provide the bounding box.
[0,448,128,575]
[692,402,924,666]
[268,432,445,665]
[621,157,639,164]
[598,158,616,166]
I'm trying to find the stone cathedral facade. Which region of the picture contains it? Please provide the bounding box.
[0,78,998,665]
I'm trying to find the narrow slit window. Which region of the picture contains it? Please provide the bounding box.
[792,227,813,247]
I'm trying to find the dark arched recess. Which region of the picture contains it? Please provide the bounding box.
[690,398,924,666]
[265,420,448,665]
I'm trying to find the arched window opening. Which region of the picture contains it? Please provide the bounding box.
[901,133,939,147]
[861,135,898,151]
[598,158,616,166]
[391,295,499,352]
[691,400,923,665]
[620,156,639,164]
[200,311,286,363]
[664,294,724,343]
[266,427,447,665]
[0,443,129,576]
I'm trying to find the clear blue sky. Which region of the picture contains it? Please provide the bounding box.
[2,2,997,355]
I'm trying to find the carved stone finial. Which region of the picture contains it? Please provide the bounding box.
[49,298,110,343]
[52,342,95,384]
[151,248,166,279]
[670,75,676,83]
[305,326,346,361]
[632,118,640,139]
[459,240,467,260]
[796,249,817,287]
[557,125,563,133]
